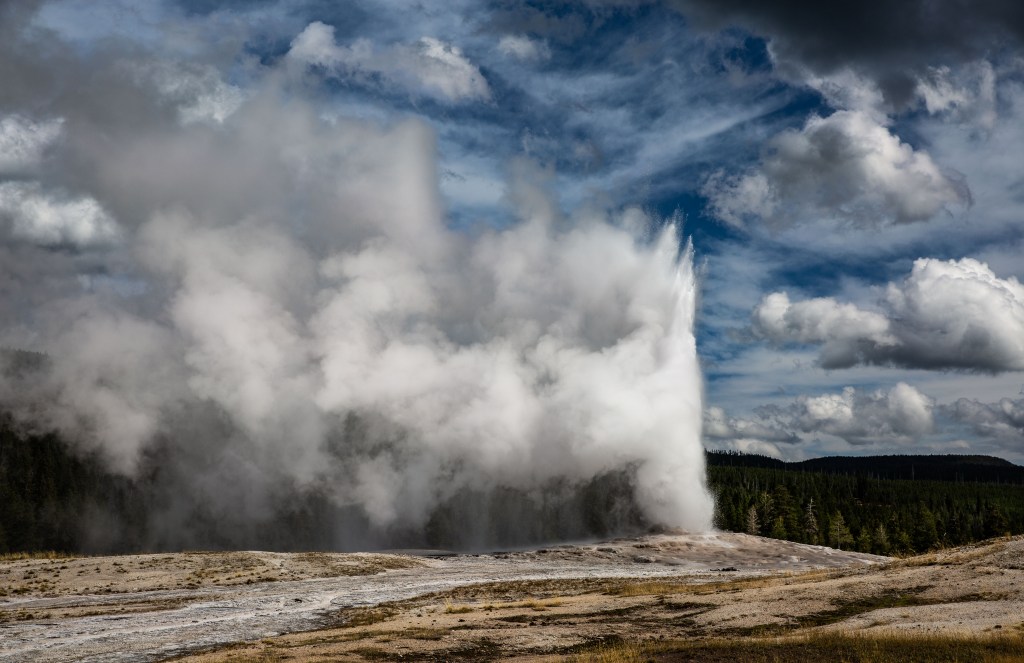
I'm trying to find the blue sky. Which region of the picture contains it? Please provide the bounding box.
[5,0,1024,467]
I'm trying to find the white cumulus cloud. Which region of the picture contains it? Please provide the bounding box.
[945,397,1024,450]
[751,291,896,368]
[794,383,935,444]
[706,383,935,450]
[752,257,1024,372]
[704,405,799,444]
[703,110,970,226]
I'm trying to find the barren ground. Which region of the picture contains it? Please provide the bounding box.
[2,533,1022,662]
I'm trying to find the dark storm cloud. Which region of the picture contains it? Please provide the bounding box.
[672,0,1024,105]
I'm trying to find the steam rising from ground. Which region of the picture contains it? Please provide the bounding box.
[1,85,712,549]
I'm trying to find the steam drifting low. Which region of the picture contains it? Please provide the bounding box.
[0,69,712,549]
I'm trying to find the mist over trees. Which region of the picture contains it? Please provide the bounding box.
[0,412,650,554]
[4,409,1023,555]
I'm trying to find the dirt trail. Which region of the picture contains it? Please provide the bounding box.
[0,532,882,662]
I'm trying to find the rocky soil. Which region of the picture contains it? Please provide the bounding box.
[5,533,1021,662]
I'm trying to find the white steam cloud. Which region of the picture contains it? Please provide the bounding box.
[133,61,247,125]
[0,182,119,247]
[0,115,63,174]
[1,72,712,547]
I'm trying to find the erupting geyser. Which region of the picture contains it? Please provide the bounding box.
[1,93,713,550]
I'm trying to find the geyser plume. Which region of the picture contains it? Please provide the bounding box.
[0,37,713,548]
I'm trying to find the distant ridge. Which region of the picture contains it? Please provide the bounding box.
[706,450,1024,485]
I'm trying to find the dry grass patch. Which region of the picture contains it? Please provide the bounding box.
[887,540,1010,569]
[520,598,565,611]
[436,577,609,602]
[403,627,449,640]
[443,598,474,614]
[343,607,396,627]
[0,551,77,562]
[607,568,844,598]
[570,640,648,662]
[482,597,567,611]
[573,631,1024,663]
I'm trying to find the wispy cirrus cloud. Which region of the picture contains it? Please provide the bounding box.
[497,34,551,62]
[287,21,491,103]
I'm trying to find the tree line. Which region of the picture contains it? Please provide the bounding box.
[707,451,1024,554]
[4,412,1024,555]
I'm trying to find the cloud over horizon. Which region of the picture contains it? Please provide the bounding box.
[706,383,936,457]
[946,397,1024,453]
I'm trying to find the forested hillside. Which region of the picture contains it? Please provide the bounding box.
[708,450,1024,484]
[707,451,1024,554]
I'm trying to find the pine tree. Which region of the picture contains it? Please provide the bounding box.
[984,503,1010,538]
[912,505,939,551]
[770,516,787,540]
[893,527,913,554]
[803,498,819,544]
[856,527,872,552]
[756,491,775,532]
[872,524,890,555]
[828,511,854,550]
[746,504,760,535]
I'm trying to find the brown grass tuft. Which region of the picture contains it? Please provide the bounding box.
[443,598,473,614]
